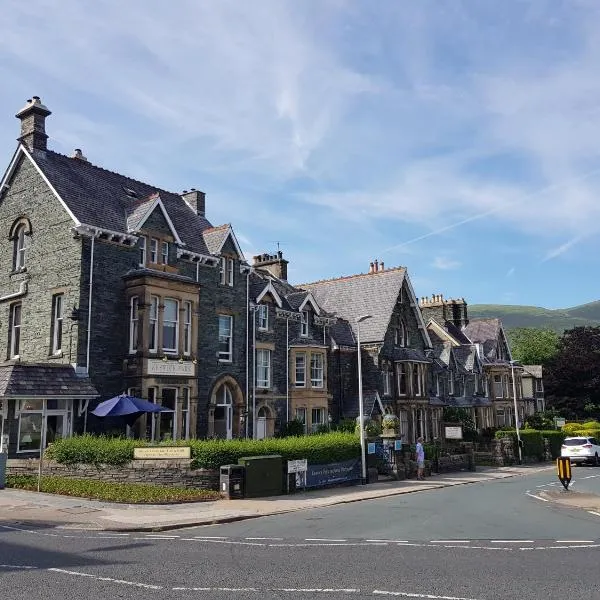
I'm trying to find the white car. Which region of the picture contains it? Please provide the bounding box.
[561,436,600,466]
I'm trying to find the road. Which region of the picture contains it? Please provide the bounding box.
[2,468,600,600]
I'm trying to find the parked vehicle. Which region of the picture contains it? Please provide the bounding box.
[561,437,600,466]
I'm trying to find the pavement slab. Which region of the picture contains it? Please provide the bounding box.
[0,464,552,531]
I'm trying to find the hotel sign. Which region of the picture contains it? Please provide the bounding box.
[134,446,191,460]
[147,359,195,377]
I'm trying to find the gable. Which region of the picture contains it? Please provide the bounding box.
[220,234,240,257]
[426,318,461,347]
[133,196,182,244]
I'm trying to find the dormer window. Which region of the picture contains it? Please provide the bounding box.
[301,310,309,337]
[161,241,169,265]
[258,304,268,330]
[139,236,147,267]
[150,238,158,263]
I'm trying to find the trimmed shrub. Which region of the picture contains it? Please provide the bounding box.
[47,432,360,470]
[6,475,219,503]
[495,428,544,460]
[580,421,600,430]
[562,422,583,435]
[277,419,305,438]
[333,419,357,434]
[540,430,566,458]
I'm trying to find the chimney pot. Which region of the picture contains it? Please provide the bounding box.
[16,95,52,151]
[380,261,384,271]
[72,148,88,161]
[374,259,379,272]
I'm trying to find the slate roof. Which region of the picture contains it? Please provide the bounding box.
[0,364,99,398]
[389,347,431,363]
[444,321,472,344]
[286,291,309,311]
[342,390,379,419]
[329,320,356,348]
[30,149,214,256]
[202,225,230,255]
[453,346,477,372]
[123,268,198,285]
[463,318,501,345]
[300,268,408,344]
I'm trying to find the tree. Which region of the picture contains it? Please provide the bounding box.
[442,407,477,440]
[545,326,600,418]
[507,327,559,365]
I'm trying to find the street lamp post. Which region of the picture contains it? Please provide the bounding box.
[510,360,522,465]
[356,314,372,484]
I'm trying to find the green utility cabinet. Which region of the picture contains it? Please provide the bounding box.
[238,455,283,498]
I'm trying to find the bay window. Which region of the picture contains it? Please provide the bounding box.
[150,238,158,263]
[311,407,326,432]
[295,353,306,387]
[161,241,169,264]
[149,296,158,352]
[183,301,192,355]
[396,363,407,396]
[129,296,139,353]
[139,236,147,266]
[162,298,179,353]
[310,353,324,388]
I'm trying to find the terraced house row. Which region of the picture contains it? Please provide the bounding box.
[0,98,544,458]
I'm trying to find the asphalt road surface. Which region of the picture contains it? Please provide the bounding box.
[2,468,600,600]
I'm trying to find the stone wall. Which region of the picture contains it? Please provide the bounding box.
[7,458,220,490]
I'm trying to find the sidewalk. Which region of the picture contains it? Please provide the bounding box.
[0,464,551,532]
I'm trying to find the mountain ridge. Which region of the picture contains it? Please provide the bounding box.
[468,300,600,332]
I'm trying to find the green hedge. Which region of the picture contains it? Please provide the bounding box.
[46,433,360,469]
[495,429,544,460]
[6,475,219,503]
[539,430,566,459]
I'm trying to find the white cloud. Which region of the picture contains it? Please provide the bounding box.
[542,236,585,262]
[432,256,461,271]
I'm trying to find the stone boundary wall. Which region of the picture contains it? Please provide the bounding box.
[7,459,220,490]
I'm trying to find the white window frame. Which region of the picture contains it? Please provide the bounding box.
[14,225,27,271]
[218,315,233,362]
[301,310,309,337]
[396,363,407,396]
[311,407,326,432]
[149,296,158,353]
[10,302,22,359]
[258,304,268,331]
[51,293,64,355]
[220,257,234,286]
[181,387,190,440]
[383,370,392,396]
[295,352,306,387]
[161,241,169,264]
[162,298,179,354]
[139,236,147,267]
[310,352,324,388]
[494,374,503,399]
[129,296,139,353]
[226,258,234,286]
[412,364,422,397]
[150,238,158,263]
[183,301,192,355]
[435,374,441,397]
[295,407,307,433]
[256,349,271,388]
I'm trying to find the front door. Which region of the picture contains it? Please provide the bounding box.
[256,417,266,440]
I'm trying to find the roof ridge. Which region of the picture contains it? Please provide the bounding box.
[204,224,229,232]
[45,149,182,198]
[298,266,406,287]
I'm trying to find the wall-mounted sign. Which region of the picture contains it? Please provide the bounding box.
[287,459,308,474]
[394,439,403,451]
[368,442,376,454]
[554,418,566,429]
[134,446,191,460]
[444,426,463,440]
[147,359,195,377]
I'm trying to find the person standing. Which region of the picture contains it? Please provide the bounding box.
[416,437,425,481]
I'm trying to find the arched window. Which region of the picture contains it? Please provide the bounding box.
[14,224,27,270]
[213,383,233,439]
[394,320,408,347]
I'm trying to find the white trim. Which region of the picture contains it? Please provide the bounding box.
[298,292,321,315]
[426,318,462,347]
[176,246,219,266]
[73,224,138,245]
[132,195,183,245]
[256,280,283,308]
[403,273,433,348]
[19,145,81,226]
[215,225,245,260]
[0,280,28,303]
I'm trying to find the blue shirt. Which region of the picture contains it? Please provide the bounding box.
[416,442,425,462]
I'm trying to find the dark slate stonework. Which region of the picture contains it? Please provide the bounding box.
[140,206,174,237]
[328,348,357,421]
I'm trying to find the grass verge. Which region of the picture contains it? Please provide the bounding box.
[6,475,220,504]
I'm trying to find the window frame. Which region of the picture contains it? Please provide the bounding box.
[301,310,309,337]
[220,257,234,286]
[396,362,407,396]
[256,348,271,388]
[162,298,179,354]
[295,352,306,387]
[161,241,169,265]
[14,224,27,271]
[494,374,503,399]
[129,296,139,354]
[383,370,392,396]
[183,301,192,355]
[149,296,159,353]
[9,302,22,359]
[449,372,455,396]
[311,407,326,432]
[218,315,233,362]
[412,363,422,397]
[51,293,64,355]
[149,238,159,263]
[139,236,147,267]
[258,304,268,331]
[310,352,324,388]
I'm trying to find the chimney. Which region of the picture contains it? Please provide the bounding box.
[252,250,289,281]
[379,261,384,272]
[182,188,206,217]
[72,148,88,162]
[16,96,51,152]
[373,259,379,272]
[369,261,374,274]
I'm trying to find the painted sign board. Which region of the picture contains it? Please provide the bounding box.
[147,359,195,377]
[305,459,361,488]
[287,459,308,474]
[368,442,376,454]
[444,426,463,440]
[133,446,191,460]
[394,439,403,451]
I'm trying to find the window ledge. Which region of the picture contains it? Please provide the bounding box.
[48,351,64,359]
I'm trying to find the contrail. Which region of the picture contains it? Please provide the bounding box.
[382,166,600,254]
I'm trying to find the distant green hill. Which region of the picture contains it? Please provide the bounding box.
[468,301,600,333]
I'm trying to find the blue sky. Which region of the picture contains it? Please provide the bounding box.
[1,0,600,309]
